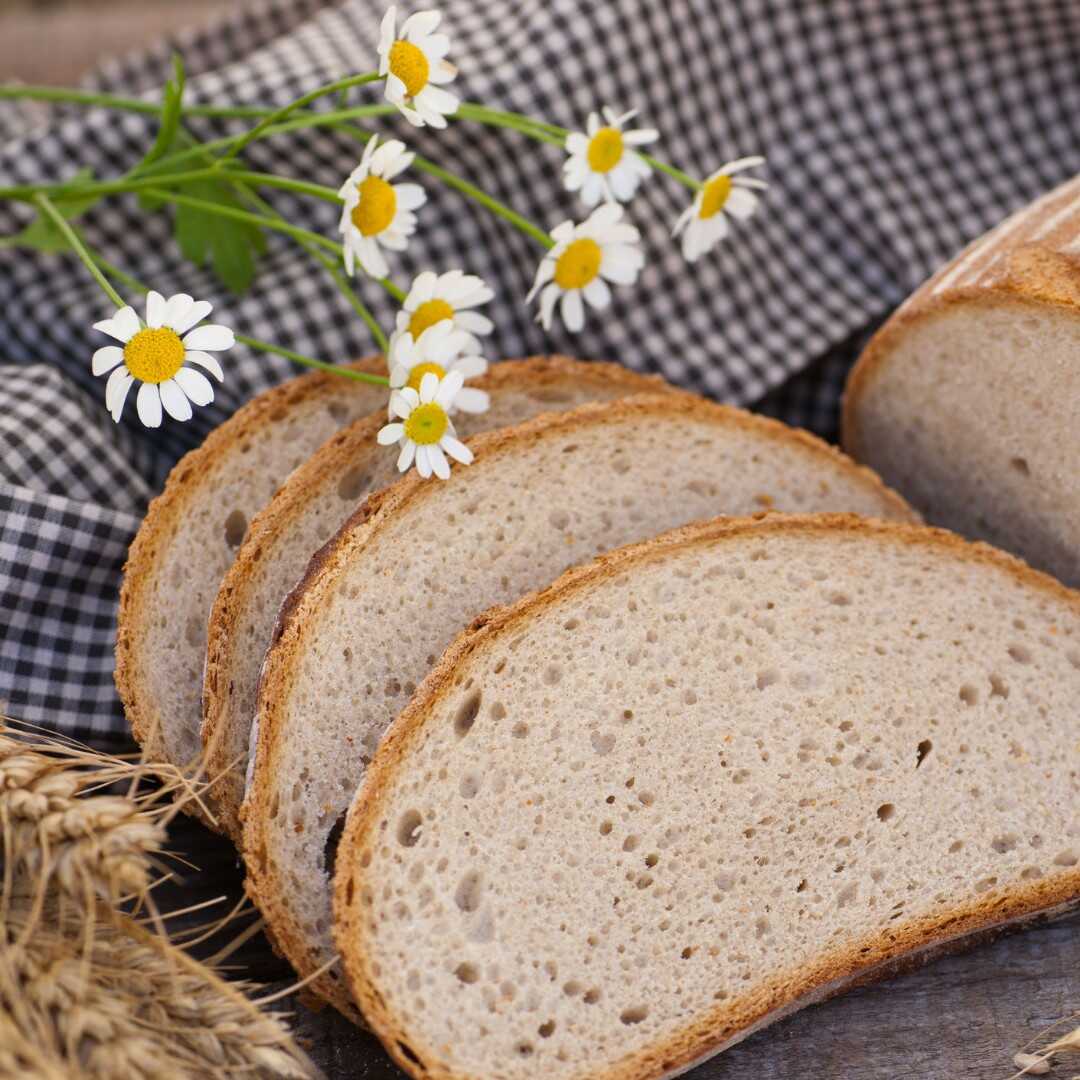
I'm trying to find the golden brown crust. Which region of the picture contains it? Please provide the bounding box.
[842,172,1080,453]
[332,512,1080,1080]
[115,357,384,774]
[241,398,916,1017]
[201,357,672,837]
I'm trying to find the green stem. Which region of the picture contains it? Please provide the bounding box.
[33,194,127,308]
[0,168,341,205]
[216,72,381,166]
[83,244,387,386]
[233,333,388,385]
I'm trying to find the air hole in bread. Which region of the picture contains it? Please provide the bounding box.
[538,1020,556,1038]
[1010,456,1030,476]
[1054,850,1079,866]
[958,684,979,706]
[543,665,562,686]
[549,510,570,531]
[511,721,529,738]
[756,669,779,690]
[582,988,601,1004]
[184,615,205,649]
[1008,644,1032,664]
[974,876,998,894]
[397,809,423,847]
[591,732,616,755]
[915,739,933,767]
[828,591,851,606]
[490,701,507,721]
[453,690,482,738]
[337,467,372,501]
[620,1006,648,1025]
[514,1041,534,1057]
[991,834,1018,854]
[989,674,1010,698]
[877,803,896,822]
[599,821,613,836]
[455,870,483,912]
[223,509,247,548]
[622,835,639,852]
[459,772,482,800]
[454,962,479,984]
[1021,866,1043,880]
[949,840,963,853]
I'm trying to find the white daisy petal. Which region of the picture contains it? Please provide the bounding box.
[145,290,168,328]
[725,187,760,219]
[435,369,465,409]
[428,443,450,480]
[159,379,193,422]
[418,85,459,116]
[538,283,560,330]
[93,305,140,344]
[402,10,441,38]
[584,277,612,311]
[91,346,124,376]
[173,366,214,406]
[451,355,487,380]
[182,324,235,351]
[378,422,406,445]
[453,387,490,415]
[454,311,493,336]
[419,372,439,403]
[184,350,225,382]
[395,183,427,211]
[561,289,585,332]
[397,440,416,473]
[136,382,163,428]
[440,435,474,465]
[169,297,213,335]
[105,367,133,421]
[415,444,433,479]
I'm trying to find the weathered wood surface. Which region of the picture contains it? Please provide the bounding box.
[166,812,1078,1080]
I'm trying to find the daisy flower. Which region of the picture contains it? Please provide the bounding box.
[338,135,426,279]
[527,203,644,333]
[377,6,459,128]
[563,107,658,206]
[377,370,474,480]
[672,156,767,262]
[91,291,232,428]
[388,319,489,415]
[394,269,494,353]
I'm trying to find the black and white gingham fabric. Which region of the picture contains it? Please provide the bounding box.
[2,0,1079,747]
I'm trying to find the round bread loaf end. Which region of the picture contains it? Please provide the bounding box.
[844,175,1080,586]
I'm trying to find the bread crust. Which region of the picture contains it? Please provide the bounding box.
[242,398,916,1017]
[843,172,1080,454]
[201,357,670,838]
[115,357,384,779]
[331,512,1080,1080]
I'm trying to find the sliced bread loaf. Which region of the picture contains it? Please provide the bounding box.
[844,174,1080,586]
[333,514,1080,1080]
[202,357,670,838]
[115,358,387,772]
[243,397,916,1019]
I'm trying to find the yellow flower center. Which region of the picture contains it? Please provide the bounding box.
[405,361,447,392]
[586,127,625,173]
[699,174,733,219]
[404,401,449,445]
[351,175,397,236]
[408,299,455,339]
[389,39,430,98]
[123,327,185,384]
[553,238,603,291]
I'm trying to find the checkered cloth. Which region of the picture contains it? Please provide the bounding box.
[2,0,1079,747]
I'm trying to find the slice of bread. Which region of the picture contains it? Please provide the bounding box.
[116,359,387,773]
[333,514,1080,1080]
[202,357,670,839]
[243,397,915,1019]
[844,175,1080,586]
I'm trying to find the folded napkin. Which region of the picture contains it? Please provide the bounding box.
[2,0,1078,747]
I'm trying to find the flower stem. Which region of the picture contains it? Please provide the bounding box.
[83,244,388,386]
[32,194,126,309]
[215,72,381,166]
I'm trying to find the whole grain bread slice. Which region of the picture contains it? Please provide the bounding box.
[242,396,915,1019]
[115,358,387,777]
[843,173,1080,585]
[202,357,670,839]
[333,513,1080,1080]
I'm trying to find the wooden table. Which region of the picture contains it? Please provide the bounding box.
[167,812,1078,1079]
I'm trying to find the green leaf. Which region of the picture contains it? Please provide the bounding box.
[171,176,267,294]
[3,168,101,252]
[137,54,186,174]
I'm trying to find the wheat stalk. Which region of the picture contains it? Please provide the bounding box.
[0,721,319,1079]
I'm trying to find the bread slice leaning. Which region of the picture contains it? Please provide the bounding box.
[243,396,915,1020]
[116,358,387,774]
[334,513,1080,1080]
[844,173,1080,586]
[202,357,671,839]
